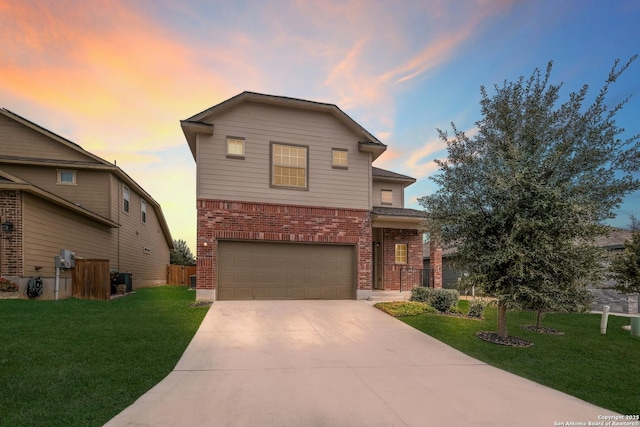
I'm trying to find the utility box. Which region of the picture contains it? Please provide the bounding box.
[57,249,75,269]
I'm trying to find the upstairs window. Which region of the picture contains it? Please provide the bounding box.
[381,189,393,205]
[395,244,407,264]
[123,185,130,213]
[141,199,147,224]
[226,137,245,158]
[57,170,76,185]
[271,143,308,189]
[332,149,348,168]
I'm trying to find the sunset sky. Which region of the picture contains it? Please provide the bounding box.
[2,0,639,252]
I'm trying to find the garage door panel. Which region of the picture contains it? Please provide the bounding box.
[218,241,355,300]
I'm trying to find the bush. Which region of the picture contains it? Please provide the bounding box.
[431,289,459,312]
[467,300,486,318]
[410,287,435,303]
[0,277,19,292]
[410,287,459,313]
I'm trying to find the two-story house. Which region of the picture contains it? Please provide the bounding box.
[0,108,173,299]
[181,92,436,301]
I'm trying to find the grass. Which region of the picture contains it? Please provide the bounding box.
[397,300,640,414]
[0,286,209,427]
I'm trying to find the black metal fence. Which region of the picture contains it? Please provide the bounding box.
[398,267,433,291]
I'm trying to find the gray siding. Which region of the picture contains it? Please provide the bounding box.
[197,102,371,209]
[0,114,96,163]
[372,180,404,207]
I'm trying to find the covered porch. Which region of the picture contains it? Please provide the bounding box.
[371,206,438,291]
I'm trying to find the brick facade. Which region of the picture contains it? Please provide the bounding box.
[381,228,423,291]
[196,199,372,296]
[0,190,23,276]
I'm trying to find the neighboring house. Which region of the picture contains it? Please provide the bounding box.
[0,108,173,299]
[591,228,639,314]
[181,91,436,301]
[423,241,464,290]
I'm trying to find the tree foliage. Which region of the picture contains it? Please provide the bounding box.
[170,239,196,266]
[419,57,640,338]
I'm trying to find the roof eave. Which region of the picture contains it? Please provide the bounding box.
[371,214,424,230]
[180,120,213,160]
[359,141,387,160]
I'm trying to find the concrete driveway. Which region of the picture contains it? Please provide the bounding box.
[105,300,611,427]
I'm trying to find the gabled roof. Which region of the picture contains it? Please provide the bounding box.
[0,108,174,248]
[180,91,387,160]
[372,167,416,185]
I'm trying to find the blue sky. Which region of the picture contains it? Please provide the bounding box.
[1,0,639,251]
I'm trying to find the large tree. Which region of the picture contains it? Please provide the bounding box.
[170,239,196,266]
[420,57,640,339]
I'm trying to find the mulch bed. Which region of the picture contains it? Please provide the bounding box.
[521,325,565,335]
[476,331,534,347]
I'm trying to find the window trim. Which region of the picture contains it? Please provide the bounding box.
[381,189,393,205]
[270,142,309,191]
[123,185,130,214]
[331,148,348,169]
[141,199,147,224]
[226,136,245,159]
[395,243,408,264]
[57,169,77,185]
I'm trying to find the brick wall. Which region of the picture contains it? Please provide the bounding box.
[0,190,23,276]
[382,228,423,291]
[196,199,372,295]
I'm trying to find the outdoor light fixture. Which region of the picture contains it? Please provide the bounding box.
[2,221,13,232]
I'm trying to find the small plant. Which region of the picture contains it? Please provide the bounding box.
[467,300,487,319]
[0,277,19,292]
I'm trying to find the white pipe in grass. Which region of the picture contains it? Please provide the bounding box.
[600,305,610,334]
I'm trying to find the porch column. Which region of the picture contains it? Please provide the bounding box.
[430,240,442,289]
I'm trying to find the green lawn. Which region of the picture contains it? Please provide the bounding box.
[399,300,639,415]
[0,286,209,427]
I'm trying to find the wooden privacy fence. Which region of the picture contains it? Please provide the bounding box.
[72,259,110,300]
[167,264,196,286]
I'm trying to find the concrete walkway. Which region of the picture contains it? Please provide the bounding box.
[105,300,613,427]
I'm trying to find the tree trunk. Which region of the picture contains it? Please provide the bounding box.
[497,300,508,338]
[536,310,544,328]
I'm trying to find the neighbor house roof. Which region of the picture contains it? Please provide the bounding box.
[181,91,387,160]
[371,167,416,185]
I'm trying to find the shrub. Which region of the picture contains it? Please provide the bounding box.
[467,300,486,318]
[431,289,460,312]
[0,277,19,292]
[410,287,435,303]
[410,287,459,312]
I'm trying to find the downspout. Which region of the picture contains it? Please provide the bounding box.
[55,265,60,301]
